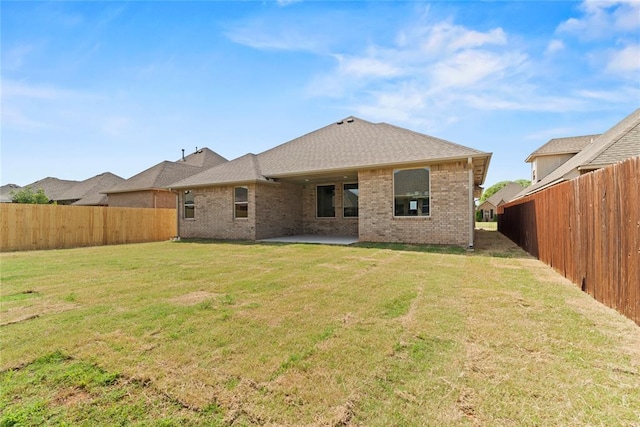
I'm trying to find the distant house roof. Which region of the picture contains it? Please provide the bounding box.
[54,172,124,205]
[178,147,228,168]
[171,117,492,189]
[485,182,524,207]
[25,177,80,201]
[0,184,22,203]
[519,108,640,198]
[104,147,227,194]
[525,134,599,163]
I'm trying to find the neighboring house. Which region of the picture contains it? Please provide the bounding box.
[526,134,599,183]
[0,184,22,203]
[24,177,80,201]
[55,172,124,206]
[169,117,492,248]
[477,182,524,221]
[104,147,227,208]
[519,108,640,198]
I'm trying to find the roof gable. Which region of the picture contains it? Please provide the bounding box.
[171,154,267,188]
[520,108,640,197]
[525,134,599,162]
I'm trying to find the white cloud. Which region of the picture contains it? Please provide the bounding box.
[557,0,640,39]
[545,39,565,55]
[335,55,402,78]
[605,44,640,75]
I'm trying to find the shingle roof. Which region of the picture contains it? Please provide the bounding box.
[25,177,79,200]
[519,108,640,198]
[104,147,227,194]
[104,161,205,194]
[171,154,267,188]
[485,182,524,206]
[56,172,124,204]
[71,173,126,205]
[525,134,599,162]
[0,184,22,203]
[171,116,491,189]
[178,147,228,168]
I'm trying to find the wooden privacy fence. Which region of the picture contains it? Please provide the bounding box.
[498,156,640,326]
[0,204,177,252]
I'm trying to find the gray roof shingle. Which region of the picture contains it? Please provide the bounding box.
[57,172,124,204]
[519,108,640,198]
[525,134,599,162]
[104,161,205,194]
[25,177,80,200]
[171,116,491,189]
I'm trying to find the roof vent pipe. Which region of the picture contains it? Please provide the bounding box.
[182,149,185,161]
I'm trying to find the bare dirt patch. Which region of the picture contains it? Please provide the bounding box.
[473,229,530,258]
[170,291,220,306]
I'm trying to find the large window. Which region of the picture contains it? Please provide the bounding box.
[394,168,430,217]
[234,186,248,218]
[317,185,335,217]
[343,183,358,217]
[184,190,194,219]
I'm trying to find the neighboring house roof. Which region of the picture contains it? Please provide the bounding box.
[525,134,599,162]
[25,177,79,201]
[178,147,228,168]
[518,108,640,198]
[484,182,524,207]
[104,161,205,194]
[171,116,492,189]
[54,172,124,205]
[105,147,228,194]
[0,184,22,203]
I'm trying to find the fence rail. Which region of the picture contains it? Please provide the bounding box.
[499,156,640,326]
[0,204,177,252]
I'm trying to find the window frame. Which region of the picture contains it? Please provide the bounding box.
[393,167,431,218]
[316,184,336,218]
[183,190,195,220]
[234,186,249,219]
[342,182,359,218]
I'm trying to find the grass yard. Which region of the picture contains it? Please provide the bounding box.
[1,237,639,426]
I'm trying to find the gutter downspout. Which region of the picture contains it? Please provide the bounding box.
[175,191,180,239]
[468,157,474,250]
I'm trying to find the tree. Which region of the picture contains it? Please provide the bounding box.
[480,179,531,203]
[10,187,50,204]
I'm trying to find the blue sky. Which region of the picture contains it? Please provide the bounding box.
[2,1,639,188]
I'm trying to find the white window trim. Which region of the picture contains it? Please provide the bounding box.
[234,186,249,219]
[183,190,195,220]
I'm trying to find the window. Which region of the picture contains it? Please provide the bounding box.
[394,168,430,217]
[184,190,194,219]
[343,183,358,217]
[316,185,335,217]
[234,186,248,218]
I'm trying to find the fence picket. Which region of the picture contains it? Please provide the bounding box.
[499,156,640,326]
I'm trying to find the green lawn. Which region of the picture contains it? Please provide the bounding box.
[1,240,639,426]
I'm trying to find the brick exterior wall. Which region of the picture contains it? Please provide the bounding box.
[254,181,303,239]
[358,162,471,246]
[107,190,176,208]
[178,185,257,240]
[177,162,471,246]
[302,182,359,236]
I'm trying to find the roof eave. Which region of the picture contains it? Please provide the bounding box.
[103,187,175,195]
[266,153,492,180]
[169,178,275,190]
